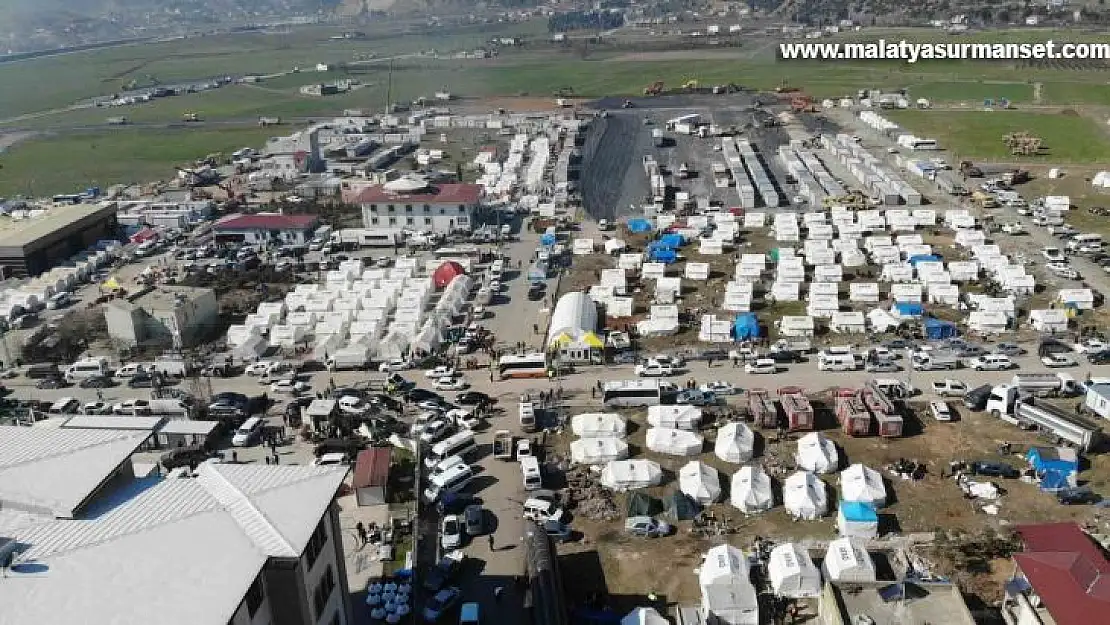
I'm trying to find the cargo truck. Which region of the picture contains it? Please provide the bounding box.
[835,388,872,437]
[985,385,1102,451]
[778,387,814,431]
[911,350,959,371]
[494,430,515,460]
[1009,373,1082,398]
[652,129,665,148]
[326,346,373,371]
[747,388,779,429]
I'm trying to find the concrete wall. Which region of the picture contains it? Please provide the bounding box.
[145,289,218,347]
[361,202,477,234]
[229,574,275,625]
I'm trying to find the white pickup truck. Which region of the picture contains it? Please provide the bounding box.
[932,379,968,397]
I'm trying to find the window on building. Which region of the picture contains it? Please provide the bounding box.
[245,576,265,617]
[405,217,414,226]
[370,218,379,225]
[439,208,446,215]
[424,217,432,225]
[423,204,431,213]
[369,204,378,213]
[458,204,465,212]
[313,566,336,619]
[405,204,413,213]
[387,205,395,213]
[305,520,328,570]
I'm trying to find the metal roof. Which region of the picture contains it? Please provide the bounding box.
[0,202,117,250]
[1014,523,1110,625]
[352,447,391,489]
[214,213,318,231]
[353,183,483,205]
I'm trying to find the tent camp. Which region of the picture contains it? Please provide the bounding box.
[571,413,627,438]
[698,544,759,625]
[646,427,704,457]
[822,538,877,582]
[647,405,702,430]
[570,437,629,465]
[621,607,669,625]
[783,471,828,520]
[840,464,887,507]
[795,432,838,474]
[679,460,722,505]
[837,500,879,538]
[768,543,822,599]
[715,422,756,464]
[730,465,773,514]
[601,460,663,491]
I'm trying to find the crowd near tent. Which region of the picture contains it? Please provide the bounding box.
[647,405,701,430]
[570,437,629,465]
[601,460,663,491]
[679,461,722,505]
[571,413,626,438]
[698,544,760,625]
[822,538,877,582]
[796,433,838,474]
[840,464,888,507]
[768,543,822,599]
[784,471,828,520]
[837,500,879,538]
[646,427,704,457]
[731,465,773,514]
[715,422,755,464]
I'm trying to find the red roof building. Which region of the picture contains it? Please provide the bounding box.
[212,213,320,246]
[351,447,391,506]
[1002,523,1110,625]
[355,183,483,235]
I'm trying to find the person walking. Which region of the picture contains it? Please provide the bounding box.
[356,522,368,547]
[493,586,504,603]
[488,534,496,551]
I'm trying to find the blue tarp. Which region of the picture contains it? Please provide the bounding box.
[840,500,878,523]
[733,313,761,340]
[894,302,924,316]
[540,233,557,246]
[649,248,677,264]
[923,317,957,340]
[1026,447,1078,492]
[627,218,653,233]
[908,254,942,266]
[658,233,685,248]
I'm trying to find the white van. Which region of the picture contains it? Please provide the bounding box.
[1068,233,1103,254]
[428,454,468,479]
[64,357,110,382]
[522,498,564,523]
[114,363,150,378]
[422,462,474,503]
[490,259,504,279]
[423,431,477,469]
[232,416,264,446]
[519,401,536,432]
[520,456,542,491]
[817,352,859,372]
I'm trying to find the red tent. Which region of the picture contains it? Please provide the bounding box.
[129,227,157,244]
[432,261,465,289]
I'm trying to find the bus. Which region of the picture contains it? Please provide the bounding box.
[498,353,548,380]
[602,380,668,407]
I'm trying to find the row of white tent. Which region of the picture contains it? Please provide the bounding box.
[0,240,120,320]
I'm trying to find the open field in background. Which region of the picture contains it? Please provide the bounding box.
[884,109,1110,163]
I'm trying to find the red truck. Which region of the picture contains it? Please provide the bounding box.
[861,380,904,438]
[777,386,814,431]
[747,388,780,429]
[835,388,872,437]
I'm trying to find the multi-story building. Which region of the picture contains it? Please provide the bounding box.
[354,178,482,235]
[104,285,219,348]
[213,213,321,246]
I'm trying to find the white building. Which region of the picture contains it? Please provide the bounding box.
[546,292,602,365]
[354,177,483,235]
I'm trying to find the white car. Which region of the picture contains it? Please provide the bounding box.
[1041,247,1066,263]
[440,515,464,550]
[244,361,276,376]
[113,399,151,415]
[635,363,673,377]
[312,452,347,467]
[1000,222,1026,235]
[1074,338,1110,354]
[420,419,453,444]
[337,396,369,414]
[270,379,309,394]
[1046,264,1081,280]
[434,377,468,391]
[410,411,438,436]
[929,401,954,422]
[82,401,113,415]
[378,359,410,372]
[448,409,482,430]
[649,354,685,368]
[425,366,457,379]
[699,381,738,396]
[970,354,1014,371]
[744,358,779,375]
[1041,353,1076,368]
[516,438,533,460]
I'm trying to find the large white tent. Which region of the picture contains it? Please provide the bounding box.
[822,538,877,582]
[767,543,822,599]
[621,608,669,625]
[570,437,629,465]
[679,461,722,505]
[783,471,828,520]
[647,405,702,430]
[840,464,888,507]
[601,460,663,491]
[571,413,626,438]
[714,422,755,464]
[698,545,759,625]
[646,427,704,457]
[795,432,838,474]
[730,465,773,514]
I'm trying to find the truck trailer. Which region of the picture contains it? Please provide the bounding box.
[986,385,1102,452]
[747,388,779,429]
[778,387,814,431]
[861,380,903,438]
[1009,373,1082,398]
[835,388,872,437]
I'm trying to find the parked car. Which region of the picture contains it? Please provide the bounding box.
[160,445,214,470]
[82,401,113,415]
[1041,247,1066,263]
[456,391,492,406]
[405,388,442,403]
[79,375,113,389]
[423,553,464,592]
[995,343,1027,357]
[378,358,411,372]
[1057,487,1102,505]
[932,379,968,397]
[434,377,468,391]
[699,381,738,396]
[969,354,1014,371]
[543,519,575,543]
[612,351,639,365]
[1088,350,1110,365]
[113,399,151,415]
[1047,263,1081,280]
[127,374,156,388]
[425,366,457,379]
[270,379,309,394]
[744,359,779,375]
[929,401,954,422]
[676,389,717,406]
[971,461,1020,479]
[624,516,672,538]
[635,362,673,377]
[422,587,463,623]
[463,505,485,536]
[440,514,464,550]
[1041,353,1076,368]
[865,360,900,373]
[36,377,68,389]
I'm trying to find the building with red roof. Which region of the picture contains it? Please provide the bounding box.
[354,176,482,235]
[213,213,320,246]
[1002,522,1110,625]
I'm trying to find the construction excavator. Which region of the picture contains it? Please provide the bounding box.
[682,80,699,91]
[643,81,665,96]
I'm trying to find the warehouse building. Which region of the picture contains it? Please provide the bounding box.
[0,201,118,278]
[104,285,218,348]
[354,177,482,235]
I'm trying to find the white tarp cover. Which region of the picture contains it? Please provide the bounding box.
[699,544,759,625]
[768,543,822,599]
[795,432,838,474]
[822,538,877,582]
[621,608,669,625]
[679,460,722,504]
[783,471,828,520]
[714,422,755,464]
[647,405,702,430]
[731,465,773,514]
[600,460,663,491]
[646,427,704,457]
[840,464,887,507]
[570,437,629,464]
[571,413,626,438]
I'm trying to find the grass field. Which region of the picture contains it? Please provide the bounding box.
[884,109,1110,163]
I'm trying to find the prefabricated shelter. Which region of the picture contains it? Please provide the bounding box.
[778,315,815,337]
[570,437,630,465]
[967,310,1008,335]
[352,447,391,506]
[600,459,663,491]
[768,543,822,599]
[830,311,866,334]
[840,464,887,507]
[822,538,877,582]
[796,432,838,474]
[573,238,595,255]
[784,470,829,520]
[715,421,755,464]
[646,427,704,457]
[685,262,711,281]
[647,405,702,430]
[731,465,773,514]
[837,500,879,538]
[1058,288,1096,310]
[679,460,722,505]
[698,544,760,625]
[546,291,602,365]
[571,413,626,438]
[849,282,880,304]
[1029,309,1068,334]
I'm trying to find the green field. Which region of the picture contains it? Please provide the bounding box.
[884,109,1110,163]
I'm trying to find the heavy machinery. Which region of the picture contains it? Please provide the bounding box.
[959,160,983,178]
[182,112,200,122]
[790,95,815,113]
[643,81,665,96]
[681,80,698,91]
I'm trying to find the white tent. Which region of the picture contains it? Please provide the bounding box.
[822,538,877,582]
[647,405,701,430]
[730,465,773,514]
[837,501,879,539]
[768,543,822,599]
[714,422,755,464]
[646,427,704,457]
[783,471,828,520]
[621,608,669,625]
[679,460,722,504]
[571,413,626,438]
[795,432,838,474]
[698,545,759,625]
[570,437,629,465]
[1029,308,1068,333]
[600,460,663,491]
[840,464,887,507]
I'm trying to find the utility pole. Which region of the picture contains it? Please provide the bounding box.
[384,58,394,115]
